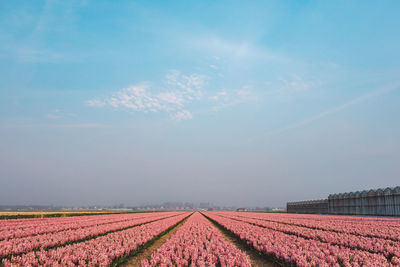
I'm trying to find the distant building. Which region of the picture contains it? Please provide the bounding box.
[287,199,328,214]
[199,202,210,209]
[328,187,400,216]
[287,186,400,216]
[272,208,285,212]
[236,208,247,212]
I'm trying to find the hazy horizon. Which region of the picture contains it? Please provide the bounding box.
[1,1,399,208]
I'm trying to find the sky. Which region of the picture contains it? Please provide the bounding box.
[1,0,399,207]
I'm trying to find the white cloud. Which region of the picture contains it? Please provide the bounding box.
[45,109,76,120]
[108,84,162,112]
[2,123,110,129]
[85,99,106,107]
[264,76,321,100]
[185,35,284,63]
[165,70,206,100]
[236,86,252,99]
[157,92,184,106]
[172,110,193,121]
[210,90,228,101]
[278,76,320,92]
[219,91,227,96]
[209,85,256,112]
[86,71,207,121]
[86,70,259,120]
[46,114,61,119]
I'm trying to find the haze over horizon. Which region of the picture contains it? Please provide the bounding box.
[1,1,400,208]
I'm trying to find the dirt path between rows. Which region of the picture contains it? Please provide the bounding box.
[202,213,280,267]
[120,214,191,267]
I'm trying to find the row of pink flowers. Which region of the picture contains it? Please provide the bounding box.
[0,212,182,259]
[0,212,161,241]
[141,212,251,267]
[2,213,188,267]
[228,212,400,241]
[0,214,118,232]
[205,212,400,267]
[218,212,400,259]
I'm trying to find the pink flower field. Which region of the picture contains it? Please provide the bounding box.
[1,211,400,266]
[141,212,251,267]
[204,212,400,267]
[1,212,188,266]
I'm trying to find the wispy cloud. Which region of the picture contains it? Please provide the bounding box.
[182,35,293,69]
[45,109,76,120]
[46,114,62,119]
[17,47,64,63]
[0,43,67,63]
[108,84,163,113]
[1,123,110,129]
[85,99,106,107]
[165,70,206,100]
[86,69,261,120]
[187,35,279,62]
[209,64,218,70]
[172,110,192,121]
[278,76,319,92]
[85,70,207,121]
[268,83,400,135]
[209,85,256,112]
[209,91,227,101]
[264,76,321,100]
[236,85,253,99]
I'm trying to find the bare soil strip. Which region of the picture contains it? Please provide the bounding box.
[202,213,282,267]
[119,213,192,267]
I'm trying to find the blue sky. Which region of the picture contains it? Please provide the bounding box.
[1,0,399,207]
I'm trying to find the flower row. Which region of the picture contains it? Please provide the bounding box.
[228,212,400,241]
[219,213,400,258]
[2,213,189,267]
[204,212,400,267]
[0,213,159,241]
[0,212,182,258]
[0,214,114,231]
[142,212,251,267]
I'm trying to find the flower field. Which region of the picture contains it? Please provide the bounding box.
[0,212,182,257]
[0,212,163,240]
[1,211,400,266]
[141,212,251,267]
[1,212,188,266]
[204,212,400,266]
